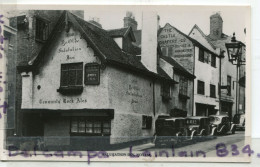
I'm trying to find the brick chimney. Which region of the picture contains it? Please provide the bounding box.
[209,12,223,40]
[89,17,102,28]
[141,11,158,74]
[124,11,137,30]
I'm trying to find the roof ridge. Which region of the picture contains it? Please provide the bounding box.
[161,23,218,57]
[107,27,129,31]
[189,24,216,50]
[160,55,195,79]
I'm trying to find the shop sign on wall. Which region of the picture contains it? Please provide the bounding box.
[58,32,83,61]
[158,24,193,58]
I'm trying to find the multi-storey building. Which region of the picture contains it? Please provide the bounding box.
[158,23,220,116]
[3,10,83,143]
[189,12,246,118]
[14,11,195,150]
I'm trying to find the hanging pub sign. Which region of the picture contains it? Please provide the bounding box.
[84,63,100,85]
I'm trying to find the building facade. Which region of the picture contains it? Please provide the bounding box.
[16,11,195,150]
[189,12,245,119]
[4,10,84,139]
[158,23,220,116]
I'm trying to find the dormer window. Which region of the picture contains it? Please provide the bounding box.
[35,17,50,42]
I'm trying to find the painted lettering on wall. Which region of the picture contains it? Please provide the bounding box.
[39,98,87,104]
[58,33,82,60]
[126,79,143,98]
[158,25,193,58]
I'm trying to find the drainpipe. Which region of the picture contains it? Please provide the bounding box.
[236,64,240,115]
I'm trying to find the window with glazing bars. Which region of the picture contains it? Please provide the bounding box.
[35,17,49,41]
[60,63,83,87]
[70,117,111,135]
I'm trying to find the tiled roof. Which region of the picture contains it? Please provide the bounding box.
[160,55,196,79]
[157,66,172,81]
[107,27,136,42]
[20,11,176,83]
[107,27,128,37]
[69,13,148,71]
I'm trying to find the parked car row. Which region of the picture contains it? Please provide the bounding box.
[154,113,238,147]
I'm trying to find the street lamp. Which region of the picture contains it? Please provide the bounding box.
[225,32,246,115]
[225,33,245,66]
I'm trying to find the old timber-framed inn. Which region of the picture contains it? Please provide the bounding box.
[16,11,195,150]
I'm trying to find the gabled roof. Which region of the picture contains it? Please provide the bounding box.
[157,66,177,83]
[19,11,177,84]
[188,24,216,50]
[107,27,136,42]
[160,23,219,57]
[160,55,196,79]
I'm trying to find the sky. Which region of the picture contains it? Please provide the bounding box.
[84,6,249,42]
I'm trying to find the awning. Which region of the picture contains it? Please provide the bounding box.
[22,109,114,119]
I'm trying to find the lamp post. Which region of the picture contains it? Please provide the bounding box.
[225,33,245,115]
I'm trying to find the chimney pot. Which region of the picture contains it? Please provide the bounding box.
[124,11,137,30]
[89,17,102,28]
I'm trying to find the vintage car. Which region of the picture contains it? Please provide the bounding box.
[154,115,187,147]
[185,116,211,140]
[209,115,236,135]
[233,113,245,130]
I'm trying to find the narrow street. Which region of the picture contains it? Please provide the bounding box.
[117,131,246,158]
